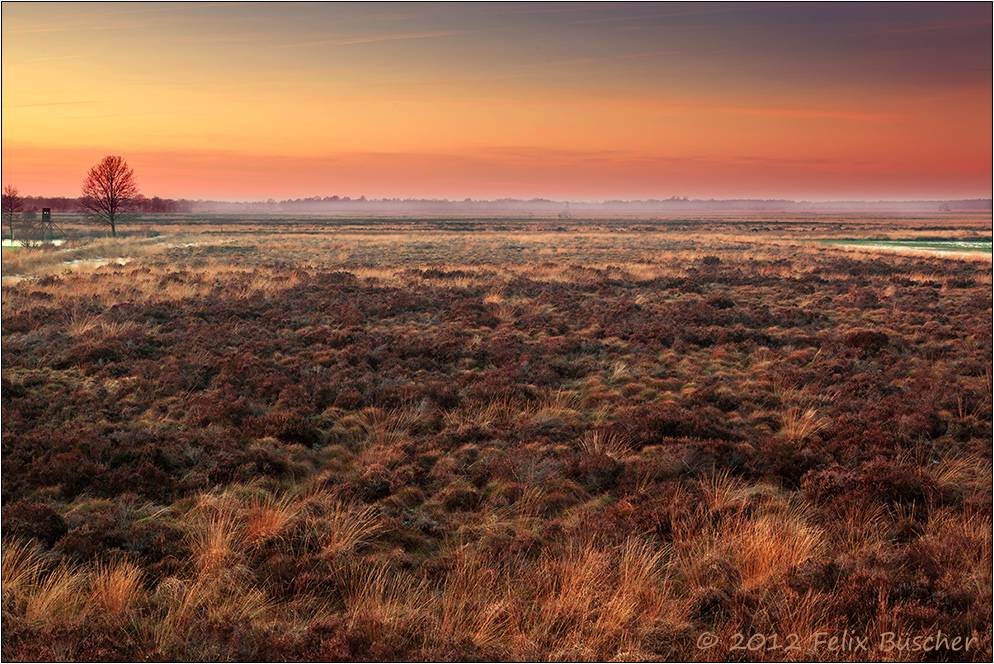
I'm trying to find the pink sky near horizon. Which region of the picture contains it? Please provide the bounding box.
[2,2,991,202]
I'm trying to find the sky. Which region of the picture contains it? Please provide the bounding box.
[2,1,992,202]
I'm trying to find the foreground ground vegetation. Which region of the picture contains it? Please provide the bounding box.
[2,213,992,661]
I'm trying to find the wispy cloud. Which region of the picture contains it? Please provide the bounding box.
[570,10,701,26]
[545,51,691,67]
[569,4,766,26]
[370,73,534,86]
[151,33,284,45]
[863,18,992,37]
[274,29,482,49]
[733,106,898,121]
[14,54,88,65]
[3,100,105,109]
[3,25,124,35]
[663,104,899,122]
[57,111,190,121]
[85,1,239,18]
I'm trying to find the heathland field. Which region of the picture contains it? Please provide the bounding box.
[2,213,991,661]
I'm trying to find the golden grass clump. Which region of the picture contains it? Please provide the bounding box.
[154,575,272,652]
[675,489,826,595]
[243,492,304,547]
[90,560,144,619]
[344,406,414,447]
[188,509,244,576]
[779,407,830,443]
[336,562,429,634]
[313,499,384,558]
[2,541,90,629]
[580,430,633,461]
[22,564,90,628]
[727,509,825,590]
[2,540,50,627]
[182,491,254,575]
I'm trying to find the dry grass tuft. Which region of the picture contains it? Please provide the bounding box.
[929,454,992,496]
[243,492,303,547]
[346,406,413,447]
[185,494,245,575]
[90,560,144,619]
[434,547,513,650]
[729,509,825,590]
[779,407,829,443]
[97,318,143,338]
[699,470,744,513]
[447,395,524,429]
[337,562,429,634]
[580,430,633,460]
[2,539,46,604]
[156,576,271,648]
[677,499,826,595]
[23,564,89,628]
[834,501,888,555]
[65,309,102,337]
[3,541,144,629]
[314,500,384,557]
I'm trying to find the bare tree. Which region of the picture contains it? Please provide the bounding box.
[2,185,23,241]
[79,155,140,237]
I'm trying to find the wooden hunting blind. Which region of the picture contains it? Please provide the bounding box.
[36,207,65,240]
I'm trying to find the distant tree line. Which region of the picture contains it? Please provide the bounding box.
[7,193,993,215]
[128,196,994,214]
[17,195,198,214]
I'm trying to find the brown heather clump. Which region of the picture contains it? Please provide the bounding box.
[1,213,991,661]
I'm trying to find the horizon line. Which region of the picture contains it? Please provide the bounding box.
[11,193,993,205]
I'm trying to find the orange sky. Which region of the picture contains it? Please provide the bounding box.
[2,2,991,201]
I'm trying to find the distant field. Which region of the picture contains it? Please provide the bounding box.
[13,210,994,237]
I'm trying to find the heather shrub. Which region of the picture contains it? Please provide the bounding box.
[844,328,890,356]
[2,223,991,661]
[2,502,68,547]
[858,456,937,506]
[801,465,857,504]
